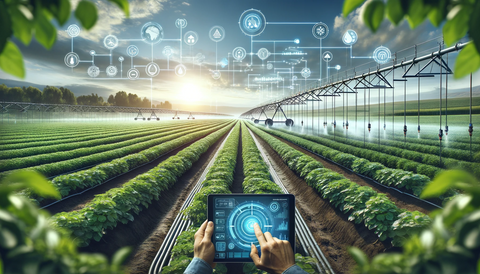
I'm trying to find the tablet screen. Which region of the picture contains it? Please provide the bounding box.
[207,194,295,262]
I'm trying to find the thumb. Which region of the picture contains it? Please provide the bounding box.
[250,243,260,266]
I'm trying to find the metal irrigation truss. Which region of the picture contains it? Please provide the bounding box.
[240,41,469,126]
[0,102,232,117]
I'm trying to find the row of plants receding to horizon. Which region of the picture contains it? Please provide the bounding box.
[24,121,231,205]
[52,122,235,246]
[247,123,431,246]
[0,121,229,179]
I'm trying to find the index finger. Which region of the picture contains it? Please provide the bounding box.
[253,223,266,246]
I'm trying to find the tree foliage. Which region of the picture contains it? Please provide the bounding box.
[0,0,129,78]
[343,0,480,78]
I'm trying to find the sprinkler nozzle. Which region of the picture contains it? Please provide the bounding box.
[439,128,443,141]
[469,123,473,136]
[334,121,336,128]
[346,122,349,130]
[445,126,449,136]
[418,125,421,133]
[403,125,407,136]
[368,123,371,132]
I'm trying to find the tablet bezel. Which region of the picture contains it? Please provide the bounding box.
[207,193,295,263]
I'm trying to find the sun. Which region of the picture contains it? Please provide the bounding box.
[180,83,201,102]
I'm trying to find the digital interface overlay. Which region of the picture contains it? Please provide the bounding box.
[208,194,295,262]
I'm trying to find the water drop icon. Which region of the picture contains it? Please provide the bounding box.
[344,32,353,44]
[178,67,184,74]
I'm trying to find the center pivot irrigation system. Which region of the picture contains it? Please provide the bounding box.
[240,41,473,139]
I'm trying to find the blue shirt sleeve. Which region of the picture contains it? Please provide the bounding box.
[283,264,309,274]
[184,257,213,274]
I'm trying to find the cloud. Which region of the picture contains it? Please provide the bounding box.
[182,2,190,6]
[58,0,167,42]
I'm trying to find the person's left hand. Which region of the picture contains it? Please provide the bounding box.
[194,220,216,269]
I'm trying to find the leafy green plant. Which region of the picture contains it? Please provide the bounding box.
[343,0,480,78]
[0,0,129,78]
[0,170,130,274]
[349,169,480,274]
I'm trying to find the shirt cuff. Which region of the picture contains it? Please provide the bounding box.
[282,264,306,274]
[184,257,213,274]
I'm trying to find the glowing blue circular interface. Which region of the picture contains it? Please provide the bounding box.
[227,201,274,250]
[239,9,266,36]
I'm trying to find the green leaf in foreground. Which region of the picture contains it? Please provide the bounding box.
[35,11,57,49]
[108,0,130,17]
[112,247,132,267]
[9,7,33,45]
[348,247,368,268]
[421,170,477,199]
[343,0,365,17]
[469,0,480,55]
[0,41,25,79]
[442,6,470,46]
[362,0,385,32]
[454,43,480,79]
[75,1,98,30]
[0,1,13,54]
[4,170,60,199]
[386,0,404,25]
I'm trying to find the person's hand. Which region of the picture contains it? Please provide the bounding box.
[250,223,295,274]
[194,220,216,269]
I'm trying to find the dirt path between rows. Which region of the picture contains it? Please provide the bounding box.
[252,131,389,274]
[269,134,437,214]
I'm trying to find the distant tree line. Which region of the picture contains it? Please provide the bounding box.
[0,84,172,109]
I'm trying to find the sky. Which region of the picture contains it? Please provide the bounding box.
[0,0,479,115]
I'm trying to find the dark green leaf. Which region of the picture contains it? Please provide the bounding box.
[54,0,72,26]
[454,43,480,79]
[9,7,32,45]
[4,171,60,199]
[0,1,13,54]
[386,0,404,25]
[348,247,368,267]
[406,0,431,28]
[362,0,385,32]
[428,0,447,27]
[0,41,25,78]
[34,11,57,49]
[343,0,365,17]
[108,0,129,17]
[98,215,107,222]
[443,7,470,46]
[112,246,132,266]
[469,0,480,54]
[75,1,98,30]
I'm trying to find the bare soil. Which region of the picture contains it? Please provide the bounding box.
[253,131,390,274]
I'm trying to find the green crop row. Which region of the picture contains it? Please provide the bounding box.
[294,127,477,163]
[0,123,161,145]
[163,123,241,274]
[25,122,231,205]
[0,122,221,171]
[0,121,231,179]
[52,121,235,247]
[247,123,431,246]
[0,122,202,159]
[241,122,318,273]
[1,121,221,171]
[269,126,479,178]
[0,122,185,150]
[253,124,455,200]
[241,122,283,194]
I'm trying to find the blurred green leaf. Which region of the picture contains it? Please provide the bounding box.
[386,0,404,25]
[469,0,480,54]
[443,6,470,46]
[362,0,385,32]
[0,1,13,54]
[406,0,431,28]
[4,171,60,199]
[348,247,368,267]
[421,170,477,199]
[75,1,98,30]
[343,0,365,17]
[112,247,132,266]
[0,41,25,78]
[428,0,447,27]
[454,43,480,79]
[9,7,33,45]
[108,0,129,17]
[35,11,57,49]
[52,0,72,26]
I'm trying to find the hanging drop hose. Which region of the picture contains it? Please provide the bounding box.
[418,64,421,133]
[439,42,443,164]
[445,53,449,135]
[403,72,407,139]
[346,91,349,130]
[469,73,474,159]
[368,87,371,133]
[384,87,386,130]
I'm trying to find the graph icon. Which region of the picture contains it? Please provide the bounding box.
[274,210,288,219]
[277,221,288,231]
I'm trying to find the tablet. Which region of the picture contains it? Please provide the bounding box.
[207,194,295,262]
